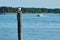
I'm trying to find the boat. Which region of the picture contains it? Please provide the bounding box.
[37,14,43,17]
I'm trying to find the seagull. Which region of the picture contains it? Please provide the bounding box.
[18,7,21,11]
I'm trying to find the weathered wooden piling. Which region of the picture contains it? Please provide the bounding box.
[17,10,22,40]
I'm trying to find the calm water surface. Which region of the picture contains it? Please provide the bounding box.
[0,14,18,40]
[0,13,60,40]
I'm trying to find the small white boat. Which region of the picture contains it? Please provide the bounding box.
[37,14,43,17]
[39,14,43,16]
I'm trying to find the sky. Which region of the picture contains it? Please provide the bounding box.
[0,0,60,8]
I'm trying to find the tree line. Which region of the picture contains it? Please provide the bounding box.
[21,7,60,13]
[0,6,18,14]
[0,6,60,14]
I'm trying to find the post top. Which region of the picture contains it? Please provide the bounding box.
[18,11,22,13]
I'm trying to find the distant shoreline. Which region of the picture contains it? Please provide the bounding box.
[0,6,60,14]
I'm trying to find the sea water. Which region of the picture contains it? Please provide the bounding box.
[0,14,18,40]
[0,13,60,40]
[22,13,60,40]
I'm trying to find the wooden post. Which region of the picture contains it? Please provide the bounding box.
[17,11,22,40]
